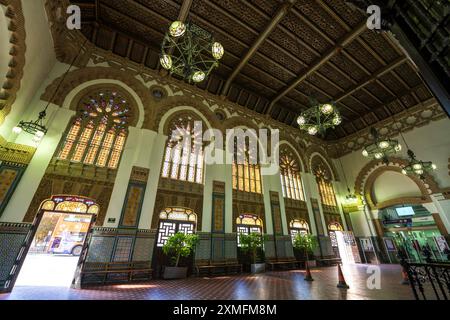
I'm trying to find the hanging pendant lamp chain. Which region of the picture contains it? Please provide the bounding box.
[43,38,89,114]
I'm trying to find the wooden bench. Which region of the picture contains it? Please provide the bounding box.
[316,257,341,267]
[81,261,153,285]
[266,258,298,271]
[195,259,243,277]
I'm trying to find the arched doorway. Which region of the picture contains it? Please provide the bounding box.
[14,196,98,288]
[289,219,310,261]
[328,222,343,257]
[153,207,197,277]
[236,214,264,267]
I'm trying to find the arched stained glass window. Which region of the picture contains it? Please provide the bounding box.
[57,91,130,169]
[161,116,204,184]
[232,137,262,193]
[280,150,305,201]
[314,162,337,207]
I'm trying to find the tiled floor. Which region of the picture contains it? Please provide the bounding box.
[1,264,416,300]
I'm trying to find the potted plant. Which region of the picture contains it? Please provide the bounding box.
[162,232,199,279]
[239,232,265,273]
[293,233,318,268]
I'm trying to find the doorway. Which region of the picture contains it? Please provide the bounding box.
[153,207,197,278]
[14,196,98,288]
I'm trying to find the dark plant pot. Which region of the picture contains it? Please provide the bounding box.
[251,263,265,274]
[163,266,188,279]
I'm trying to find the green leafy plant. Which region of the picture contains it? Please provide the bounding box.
[162,232,199,267]
[239,232,263,264]
[292,233,318,261]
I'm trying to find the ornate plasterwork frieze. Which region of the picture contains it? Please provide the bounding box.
[354,157,441,210]
[0,134,36,165]
[0,0,26,124]
[326,99,446,158]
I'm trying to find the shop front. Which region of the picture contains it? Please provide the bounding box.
[380,205,449,263]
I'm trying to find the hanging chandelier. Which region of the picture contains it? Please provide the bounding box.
[296,100,342,136]
[362,128,402,164]
[401,149,436,180]
[160,21,224,83]
[12,110,48,143]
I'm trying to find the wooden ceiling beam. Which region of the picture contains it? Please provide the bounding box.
[221,0,297,95]
[177,0,193,22]
[266,21,367,114]
[315,1,351,32]
[290,7,334,45]
[241,1,321,58]
[356,38,387,65]
[334,56,407,102]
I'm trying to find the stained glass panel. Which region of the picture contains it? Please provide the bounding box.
[71,123,94,162]
[58,120,81,160]
[84,123,106,164]
[96,129,115,167]
[162,119,204,184]
[108,132,126,169]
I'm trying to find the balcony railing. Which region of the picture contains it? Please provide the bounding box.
[401,259,450,300]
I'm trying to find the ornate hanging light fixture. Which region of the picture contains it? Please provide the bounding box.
[296,100,342,136]
[12,110,48,143]
[401,149,437,180]
[160,20,224,83]
[362,127,402,164]
[12,39,88,145]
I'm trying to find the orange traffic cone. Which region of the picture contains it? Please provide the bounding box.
[401,267,409,285]
[337,264,349,289]
[304,261,314,281]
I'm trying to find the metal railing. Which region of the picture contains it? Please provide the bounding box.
[401,259,450,300]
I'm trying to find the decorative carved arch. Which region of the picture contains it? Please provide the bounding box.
[307,145,339,181]
[279,142,306,173]
[354,157,441,209]
[40,67,152,126]
[310,152,339,181]
[278,134,309,173]
[222,116,259,132]
[150,96,221,133]
[0,0,26,124]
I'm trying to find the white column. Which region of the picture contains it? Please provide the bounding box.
[262,174,274,235]
[425,196,450,233]
[332,180,349,231]
[104,128,162,228]
[1,105,74,222]
[303,172,327,234]
[138,133,166,230]
[224,161,233,233]
[262,170,288,235]
[202,148,228,233]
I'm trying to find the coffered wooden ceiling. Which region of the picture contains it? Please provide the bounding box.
[70,0,435,140]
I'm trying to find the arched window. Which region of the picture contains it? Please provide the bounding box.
[57,91,130,169]
[156,207,197,247]
[232,137,262,193]
[313,161,337,207]
[236,214,263,247]
[280,149,305,201]
[161,116,204,184]
[289,219,309,238]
